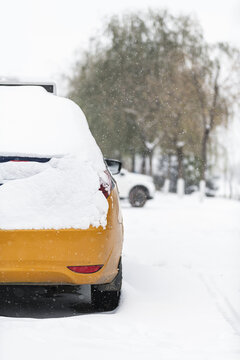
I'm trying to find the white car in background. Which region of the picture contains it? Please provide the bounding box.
[114,168,155,207]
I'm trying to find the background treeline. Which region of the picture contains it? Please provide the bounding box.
[67,10,240,194]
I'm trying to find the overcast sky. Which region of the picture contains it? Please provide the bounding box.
[0,0,239,93]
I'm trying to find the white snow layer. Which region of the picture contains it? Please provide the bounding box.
[0,161,50,181]
[0,193,239,360]
[0,86,108,229]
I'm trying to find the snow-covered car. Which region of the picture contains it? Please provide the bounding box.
[0,85,123,311]
[114,168,155,207]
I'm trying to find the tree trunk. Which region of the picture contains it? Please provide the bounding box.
[163,178,170,194]
[176,147,185,197]
[200,129,210,181]
[131,151,136,172]
[199,129,210,201]
[176,146,184,179]
[167,154,171,180]
[141,153,147,174]
[163,154,171,194]
[229,171,233,199]
[149,150,153,176]
[177,178,185,198]
[199,179,206,201]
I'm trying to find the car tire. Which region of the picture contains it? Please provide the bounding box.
[129,187,147,207]
[91,260,122,312]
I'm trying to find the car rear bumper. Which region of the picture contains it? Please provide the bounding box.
[0,191,123,285]
[0,227,121,285]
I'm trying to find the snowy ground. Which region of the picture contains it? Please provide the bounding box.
[0,193,240,360]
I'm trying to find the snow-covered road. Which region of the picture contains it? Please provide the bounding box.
[0,193,240,360]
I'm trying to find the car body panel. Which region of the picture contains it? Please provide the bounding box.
[115,168,155,199]
[0,187,123,285]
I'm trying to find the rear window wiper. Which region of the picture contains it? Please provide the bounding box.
[0,156,51,163]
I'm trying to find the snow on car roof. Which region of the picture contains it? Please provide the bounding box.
[0,86,102,167]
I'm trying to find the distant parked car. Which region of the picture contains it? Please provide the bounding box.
[114,168,155,207]
[185,177,219,197]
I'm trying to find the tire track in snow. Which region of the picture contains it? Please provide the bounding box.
[198,273,240,336]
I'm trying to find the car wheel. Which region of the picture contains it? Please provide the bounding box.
[129,187,147,207]
[91,289,121,312]
[91,260,122,312]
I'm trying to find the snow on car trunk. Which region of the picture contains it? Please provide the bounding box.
[0,86,108,230]
[0,160,51,182]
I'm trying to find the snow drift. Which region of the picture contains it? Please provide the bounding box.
[0,86,108,230]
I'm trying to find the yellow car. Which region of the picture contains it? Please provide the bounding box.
[0,85,123,311]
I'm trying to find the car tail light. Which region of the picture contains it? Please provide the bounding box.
[99,170,112,199]
[67,265,103,274]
